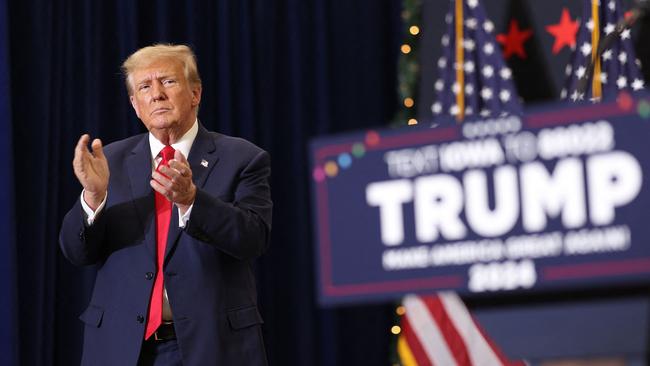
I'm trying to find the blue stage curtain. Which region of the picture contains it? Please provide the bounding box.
[3,0,400,365]
[0,0,17,365]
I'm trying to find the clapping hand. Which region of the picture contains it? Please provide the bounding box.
[73,134,109,210]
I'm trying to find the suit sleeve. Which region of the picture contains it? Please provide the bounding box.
[184,149,272,260]
[59,198,108,266]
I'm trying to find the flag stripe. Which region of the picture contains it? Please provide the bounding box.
[422,294,472,365]
[439,292,504,366]
[401,312,434,366]
[404,294,458,366]
[400,293,526,366]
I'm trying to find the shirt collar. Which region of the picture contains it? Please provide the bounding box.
[148,119,199,162]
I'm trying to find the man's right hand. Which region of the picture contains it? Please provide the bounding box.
[73,134,109,210]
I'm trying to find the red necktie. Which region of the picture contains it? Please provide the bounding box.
[145,145,175,339]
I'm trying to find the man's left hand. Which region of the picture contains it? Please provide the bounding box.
[151,150,197,214]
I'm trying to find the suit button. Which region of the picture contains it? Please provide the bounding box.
[78,229,84,240]
[137,315,144,323]
[145,272,154,280]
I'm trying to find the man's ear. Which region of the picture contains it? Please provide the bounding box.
[191,85,202,107]
[130,95,141,119]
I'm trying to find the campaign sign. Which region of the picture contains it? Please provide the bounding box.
[310,93,650,306]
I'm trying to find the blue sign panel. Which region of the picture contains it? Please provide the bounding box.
[310,93,650,306]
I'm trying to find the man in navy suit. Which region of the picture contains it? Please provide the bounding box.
[59,44,272,365]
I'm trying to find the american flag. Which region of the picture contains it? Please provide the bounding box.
[563,0,645,101]
[431,0,522,123]
[404,1,526,364]
[398,293,526,366]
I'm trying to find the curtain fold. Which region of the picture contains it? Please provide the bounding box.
[0,0,16,365]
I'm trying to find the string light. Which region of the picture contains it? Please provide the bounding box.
[324,161,339,177]
[396,305,406,316]
[390,7,423,366]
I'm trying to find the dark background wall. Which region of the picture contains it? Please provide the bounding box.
[1,0,650,365]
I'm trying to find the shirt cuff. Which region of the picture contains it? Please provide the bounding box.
[178,204,193,228]
[80,190,108,226]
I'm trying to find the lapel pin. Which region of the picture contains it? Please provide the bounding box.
[201,159,209,167]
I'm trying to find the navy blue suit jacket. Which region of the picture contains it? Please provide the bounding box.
[59,125,272,365]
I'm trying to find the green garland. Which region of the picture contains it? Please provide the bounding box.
[390,1,423,362]
[392,0,422,127]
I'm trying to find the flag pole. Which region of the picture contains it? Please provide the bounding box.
[455,0,465,122]
[590,0,602,100]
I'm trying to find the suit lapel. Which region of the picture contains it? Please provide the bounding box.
[125,134,157,261]
[164,124,219,261]
[187,124,219,189]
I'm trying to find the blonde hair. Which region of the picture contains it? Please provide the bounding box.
[122,43,202,95]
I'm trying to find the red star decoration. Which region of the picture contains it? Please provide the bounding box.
[545,8,579,54]
[496,19,533,59]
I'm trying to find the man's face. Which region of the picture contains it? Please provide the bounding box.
[129,58,201,137]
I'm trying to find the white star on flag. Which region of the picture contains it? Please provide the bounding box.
[432,102,442,114]
[602,49,613,61]
[632,78,645,90]
[464,39,476,51]
[482,65,494,78]
[466,18,478,29]
[499,90,511,102]
[483,43,494,55]
[483,20,494,33]
[452,82,461,94]
[499,67,512,80]
[481,87,493,100]
[621,29,631,40]
[464,61,475,73]
[435,80,444,91]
